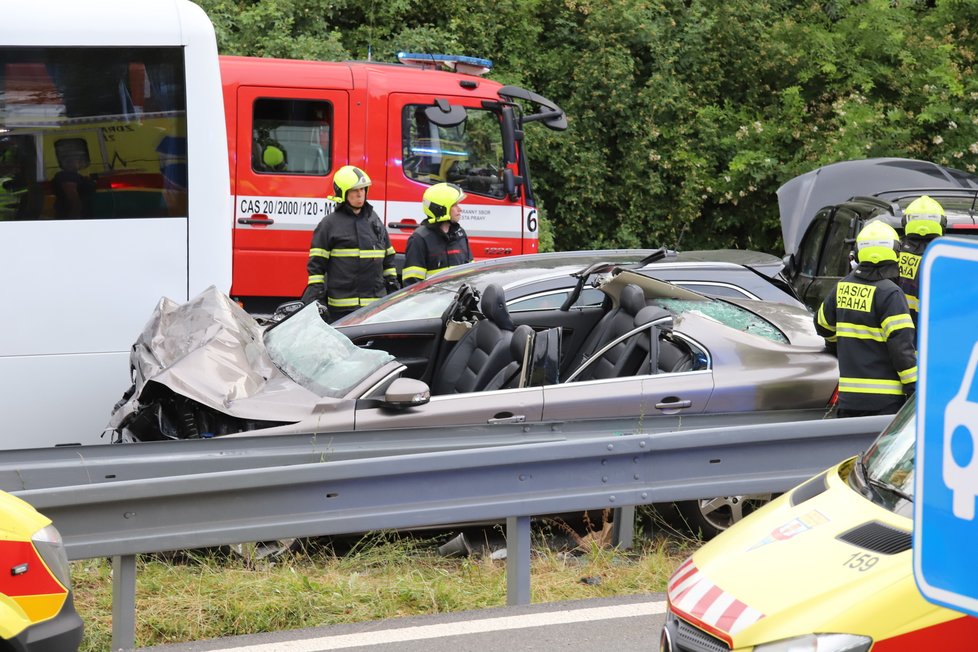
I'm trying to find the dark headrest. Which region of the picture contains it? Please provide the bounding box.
[511,324,535,360]
[635,305,672,328]
[481,284,515,331]
[619,284,646,317]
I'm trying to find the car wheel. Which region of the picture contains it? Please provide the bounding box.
[675,494,775,540]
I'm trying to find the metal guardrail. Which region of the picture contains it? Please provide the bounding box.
[0,409,836,491]
[9,414,889,650]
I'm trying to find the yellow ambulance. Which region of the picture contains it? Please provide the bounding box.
[0,490,83,651]
[663,397,978,651]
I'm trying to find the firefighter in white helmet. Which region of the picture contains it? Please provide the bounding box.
[300,165,398,321]
[814,220,917,417]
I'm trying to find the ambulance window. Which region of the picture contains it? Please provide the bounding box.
[0,46,188,221]
[402,104,505,198]
[252,99,331,176]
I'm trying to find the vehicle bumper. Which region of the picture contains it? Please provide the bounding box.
[660,608,731,652]
[4,592,84,652]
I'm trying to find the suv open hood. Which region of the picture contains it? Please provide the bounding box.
[777,158,978,256]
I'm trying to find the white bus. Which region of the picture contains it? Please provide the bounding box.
[0,0,231,449]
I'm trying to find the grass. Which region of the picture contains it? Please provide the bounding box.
[71,517,701,651]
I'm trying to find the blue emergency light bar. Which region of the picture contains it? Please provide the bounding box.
[396,53,493,76]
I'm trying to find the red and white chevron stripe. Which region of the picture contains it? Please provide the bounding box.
[668,557,765,637]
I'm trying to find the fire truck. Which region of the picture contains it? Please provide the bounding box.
[220,53,567,311]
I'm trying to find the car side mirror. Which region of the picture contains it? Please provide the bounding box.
[382,378,430,409]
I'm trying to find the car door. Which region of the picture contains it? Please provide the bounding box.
[353,385,544,430]
[805,207,859,310]
[790,210,830,310]
[539,330,714,427]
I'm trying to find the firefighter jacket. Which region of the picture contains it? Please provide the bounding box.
[814,261,917,413]
[897,234,937,327]
[300,201,396,310]
[401,221,473,285]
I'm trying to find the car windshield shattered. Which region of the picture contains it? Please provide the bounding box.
[654,298,788,344]
[264,303,394,397]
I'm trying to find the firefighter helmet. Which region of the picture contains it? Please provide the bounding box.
[330,165,372,203]
[422,183,467,222]
[902,195,946,237]
[856,220,900,264]
[262,145,285,169]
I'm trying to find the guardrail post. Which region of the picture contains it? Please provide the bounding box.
[111,554,137,651]
[612,505,635,550]
[506,515,531,605]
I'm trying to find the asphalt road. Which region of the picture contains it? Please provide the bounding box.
[137,594,668,652]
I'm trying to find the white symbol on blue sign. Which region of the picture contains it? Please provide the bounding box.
[944,342,978,520]
[915,236,978,617]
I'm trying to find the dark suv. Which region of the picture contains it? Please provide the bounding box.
[784,188,978,312]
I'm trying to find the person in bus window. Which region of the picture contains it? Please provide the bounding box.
[52,151,96,219]
[300,166,398,322]
[402,183,473,286]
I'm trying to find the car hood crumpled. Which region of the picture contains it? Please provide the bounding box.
[777,158,978,256]
[107,286,322,428]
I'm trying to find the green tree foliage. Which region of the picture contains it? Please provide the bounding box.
[195,0,978,254]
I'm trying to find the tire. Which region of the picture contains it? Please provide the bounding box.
[674,494,776,540]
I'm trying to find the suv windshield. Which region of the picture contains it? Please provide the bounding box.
[857,397,916,516]
[264,303,394,397]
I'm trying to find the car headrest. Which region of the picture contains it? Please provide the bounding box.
[481,284,515,331]
[635,305,672,328]
[619,283,646,317]
[511,324,535,360]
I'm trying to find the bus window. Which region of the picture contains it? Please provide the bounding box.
[402,104,505,198]
[0,46,188,221]
[252,98,332,176]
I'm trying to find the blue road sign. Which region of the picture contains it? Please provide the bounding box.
[915,236,978,617]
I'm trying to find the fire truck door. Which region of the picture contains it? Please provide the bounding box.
[232,86,350,300]
[385,93,529,259]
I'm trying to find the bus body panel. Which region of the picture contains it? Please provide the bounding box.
[0,0,231,449]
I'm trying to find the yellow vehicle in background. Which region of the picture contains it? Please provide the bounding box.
[0,490,83,651]
[663,397,978,651]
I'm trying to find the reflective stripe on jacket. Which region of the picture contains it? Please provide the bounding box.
[897,235,935,327]
[814,261,917,412]
[301,201,396,307]
[402,221,473,285]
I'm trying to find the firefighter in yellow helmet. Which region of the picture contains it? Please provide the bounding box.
[898,195,946,326]
[401,182,473,286]
[299,165,397,322]
[814,220,917,417]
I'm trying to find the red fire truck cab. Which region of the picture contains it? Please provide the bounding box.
[221,53,566,311]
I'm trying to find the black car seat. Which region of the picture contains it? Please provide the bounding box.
[482,324,535,391]
[563,283,647,375]
[432,284,516,395]
[569,283,648,381]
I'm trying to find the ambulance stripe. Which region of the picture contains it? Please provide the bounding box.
[668,563,698,595]
[716,599,748,632]
[691,585,724,619]
[675,575,713,613]
[729,605,765,634]
[701,591,736,625]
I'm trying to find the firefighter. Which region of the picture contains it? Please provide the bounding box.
[300,165,398,322]
[815,220,917,417]
[898,195,946,327]
[401,182,473,286]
